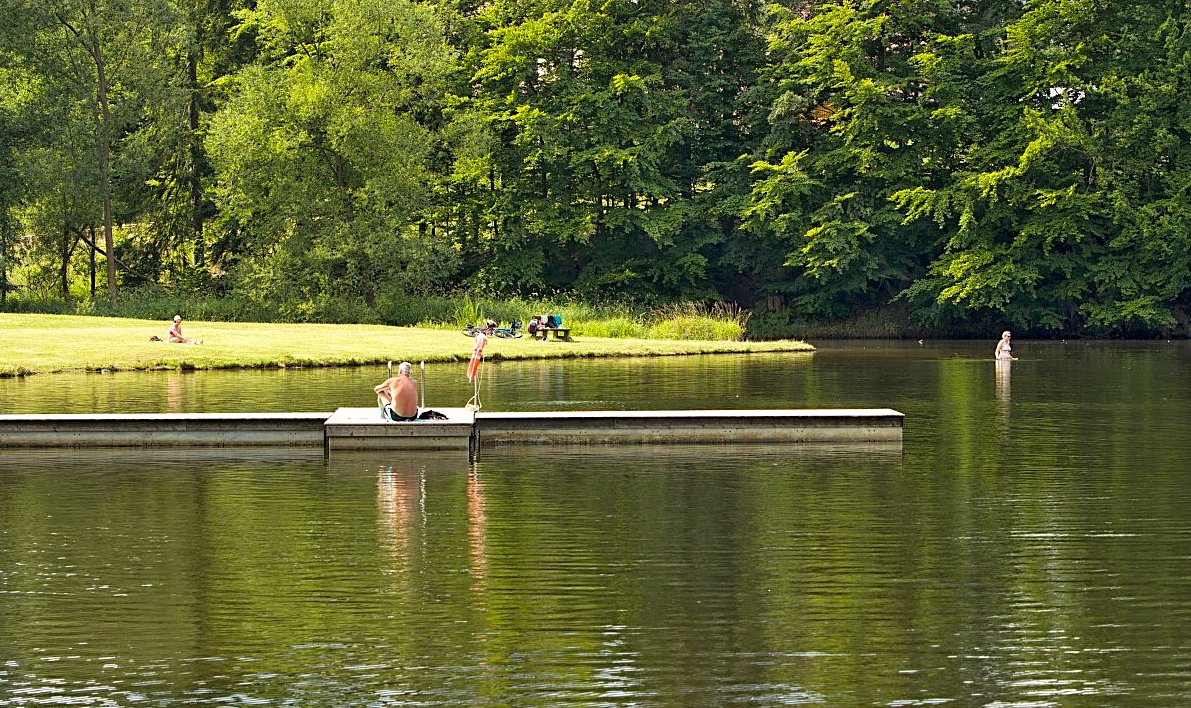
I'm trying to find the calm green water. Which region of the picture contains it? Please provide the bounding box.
[3,341,1191,705]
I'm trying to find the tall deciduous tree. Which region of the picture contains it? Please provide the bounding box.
[49,0,122,300]
[13,0,185,301]
[746,0,969,319]
[454,0,767,300]
[896,0,1191,331]
[143,0,249,279]
[0,31,34,302]
[205,0,457,312]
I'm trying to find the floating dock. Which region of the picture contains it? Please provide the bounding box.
[325,407,475,450]
[0,407,903,451]
[0,412,329,448]
[474,409,903,446]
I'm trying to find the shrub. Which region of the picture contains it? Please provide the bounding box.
[647,317,744,341]
[282,296,377,324]
[577,317,648,339]
[644,302,749,341]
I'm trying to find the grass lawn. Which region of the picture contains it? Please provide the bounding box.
[0,313,814,376]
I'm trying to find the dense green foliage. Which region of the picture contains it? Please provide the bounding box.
[2,0,1190,336]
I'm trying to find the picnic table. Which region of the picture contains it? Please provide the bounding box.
[530,315,572,341]
[533,326,571,341]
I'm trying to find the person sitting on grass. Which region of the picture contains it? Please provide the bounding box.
[375,361,419,422]
[166,315,201,344]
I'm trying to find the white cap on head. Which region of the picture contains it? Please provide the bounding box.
[398,362,412,375]
[174,315,182,322]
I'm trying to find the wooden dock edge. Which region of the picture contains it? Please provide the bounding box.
[324,407,475,451]
[0,408,903,449]
[0,412,330,448]
[474,409,904,446]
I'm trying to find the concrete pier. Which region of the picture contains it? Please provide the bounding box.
[0,408,903,450]
[0,412,328,448]
[324,407,475,451]
[475,409,903,446]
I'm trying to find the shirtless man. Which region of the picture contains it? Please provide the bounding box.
[375,362,419,421]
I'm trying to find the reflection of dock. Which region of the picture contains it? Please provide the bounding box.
[0,408,903,450]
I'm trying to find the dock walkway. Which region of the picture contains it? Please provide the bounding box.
[0,408,904,451]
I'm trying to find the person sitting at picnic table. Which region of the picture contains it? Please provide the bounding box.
[375,361,419,421]
[166,315,201,344]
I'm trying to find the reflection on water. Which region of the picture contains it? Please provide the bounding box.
[995,357,1012,402]
[377,460,421,578]
[467,468,487,599]
[3,342,1191,704]
[995,358,1012,435]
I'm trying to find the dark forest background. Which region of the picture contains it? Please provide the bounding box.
[2,0,1190,337]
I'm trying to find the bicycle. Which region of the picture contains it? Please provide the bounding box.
[462,320,523,339]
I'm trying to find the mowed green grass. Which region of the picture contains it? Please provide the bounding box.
[0,314,813,376]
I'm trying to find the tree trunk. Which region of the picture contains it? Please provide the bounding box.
[53,9,118,300]
[187,49,205,267]
[96,42,117,302]
[61,222,71,300]
[0,224,7,305]
[89,226,97,297]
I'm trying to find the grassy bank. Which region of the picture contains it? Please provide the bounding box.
[0,314,813,376]
[2,292,754,340]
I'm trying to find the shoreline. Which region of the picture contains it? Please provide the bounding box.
[0,313,814,377]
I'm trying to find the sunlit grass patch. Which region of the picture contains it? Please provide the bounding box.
[420,299,753,341]
[643,302,750,341]
[575,317,648,339]
[0,313,812,376]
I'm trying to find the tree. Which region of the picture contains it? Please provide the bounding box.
[9,0,186,301]
[895,0,1191,331]
[204,0,458,313]
[745,0,970,319]
[0,56,32,303]
[453,0,768,301]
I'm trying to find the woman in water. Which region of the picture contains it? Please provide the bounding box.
[994,330,1018,360]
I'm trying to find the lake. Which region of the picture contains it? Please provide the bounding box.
[2,340,1191,705]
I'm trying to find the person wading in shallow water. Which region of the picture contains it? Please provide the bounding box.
[994,330,1018,361]
[375,361,419,421]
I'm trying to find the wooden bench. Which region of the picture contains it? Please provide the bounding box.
[532,327,571,341]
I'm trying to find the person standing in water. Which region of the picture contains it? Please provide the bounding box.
[995,330,1018,360]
